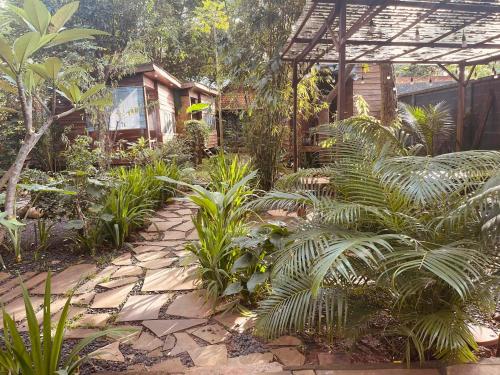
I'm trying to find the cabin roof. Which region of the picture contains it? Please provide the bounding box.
[134,63,218,96]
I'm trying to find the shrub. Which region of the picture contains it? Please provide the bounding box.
[158,167,257,300]
[185,120,211,165]
[253,115,500,363]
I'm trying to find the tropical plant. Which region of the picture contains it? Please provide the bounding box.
[253,114,500,364]
[401,101,454,156]
[0,211,24,262]
[0,273,125,375]
[157,170,257,300]
[185,119,211,165]
[208,151,254,193]
[0,0,108,218]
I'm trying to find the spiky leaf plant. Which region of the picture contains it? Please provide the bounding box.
[253,113,500,364]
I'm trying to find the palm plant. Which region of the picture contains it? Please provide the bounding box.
[0,273,125,374]
[253,113,500,363]
[400,101,454,156]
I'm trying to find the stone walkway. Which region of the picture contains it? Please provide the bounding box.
[0,199,498,375]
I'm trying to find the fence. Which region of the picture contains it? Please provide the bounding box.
[398,75,499,152]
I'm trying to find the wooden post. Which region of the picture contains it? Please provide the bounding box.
[143,86,152,147]
[292,61,299,172]
[337,0,347,120]
[456,63,465,151]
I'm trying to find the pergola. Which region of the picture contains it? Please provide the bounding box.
[282,0,500,170]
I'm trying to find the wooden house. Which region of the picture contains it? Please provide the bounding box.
[59,63,219,148]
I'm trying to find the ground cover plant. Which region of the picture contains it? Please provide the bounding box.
[253,113,500,364]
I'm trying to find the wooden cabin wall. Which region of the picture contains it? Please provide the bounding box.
[353,64,381,118]
[156,83,176,142]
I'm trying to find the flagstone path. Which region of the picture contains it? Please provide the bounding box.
[0,199,498,374]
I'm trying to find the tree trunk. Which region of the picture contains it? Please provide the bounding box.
[3,107,76,218]
[213,26,223,148]
[379,63,398,125]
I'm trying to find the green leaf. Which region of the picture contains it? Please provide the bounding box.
[223,282,243,296]
[0,37,15,68]
[0,212,25,231]
[247,271,269,293]
[29,57,62,81]
[186,102,210,114]
[13,32,42,67]
[80,83,106,103]
[50,1,79,32]
[24,0,51,34]
[231,253,253,272]
[0,106,18,113]
[46,28,108,47]
[0,79,17,94]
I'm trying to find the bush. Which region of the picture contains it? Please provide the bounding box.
[158,155,257,300]
[185,120,211,165]
[253,115,500,363]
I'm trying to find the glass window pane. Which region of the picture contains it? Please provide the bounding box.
[109,87,146,130]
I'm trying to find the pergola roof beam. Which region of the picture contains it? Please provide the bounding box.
[295,5,342,62]
[293,39,500,49]
[423,33,500,62]
[351,0,447,61]
[282,1,319,58]
[343,0,391,42]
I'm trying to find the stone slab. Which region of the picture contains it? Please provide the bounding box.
[269,335,303,346]
[163,231,186,240]
[116,294,171,322]
[74,313,111,328]
[142,319,207,337]
[214,311,256,333]
[64,328,100,339]
[149,358,186,373]
[190,323,230,344]
[227,352,274,366]
[111,266,143,278]
[188,344,228,367]
[0,272,36,294]
[132,331,164,352]
[132,245,165,255]
[0,272,11,284]
[271,347,305,366]
[98,276,138,289]
[32,264,96,295]
[90,341,125,362]
[72,291,95,305]
[146,220,184,232]
[112,253,132,266]
[137,258,177,270]
[166,291,212,318]
[135,251,171,262]
[0,272,47,303]
[74,266,118,294]
[469,325,499,346]
[142,267,198,292]
[169,332,200,356]
[91,284,135,309]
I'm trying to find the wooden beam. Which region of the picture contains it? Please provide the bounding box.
[438,64,459,82]
[143,86,152,146]
[464,50,500,65]
[472,90,495,149]
[343,0,391,42]
[390,12,491,62]
[283,57,489,65]
[292,62,299,172]
[314,0,500,13]
[296,4,341,61]
[337,0,347,120]
[352,0,448,61]
[465,65,476,86]
[282,1,318,58]
[423,33,500,62]
[293,39,500,50]
[456,63,465,151]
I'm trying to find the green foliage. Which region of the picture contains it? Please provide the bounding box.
[0,211,24,261]
[99,161,180,249]
[208,152,254,193]
[0,272,124,375]
[158,168,257,300]
[185,119,211,165]
[401,102,454,156]
[253,115,500,363]
[63,135,103,174]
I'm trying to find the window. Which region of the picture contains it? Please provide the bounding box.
[161,110,176,135]
[108,87,146,130]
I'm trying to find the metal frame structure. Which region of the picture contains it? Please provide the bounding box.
[282,0,500,170]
